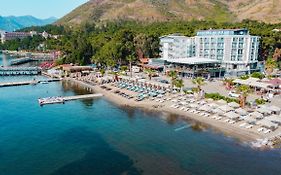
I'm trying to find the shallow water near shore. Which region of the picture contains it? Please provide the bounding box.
[1,77,281,175]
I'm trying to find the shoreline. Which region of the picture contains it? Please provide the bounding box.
[66,78,263,143]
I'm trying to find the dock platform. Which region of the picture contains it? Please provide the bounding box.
[38,94,103,106]
[0,79,60,87]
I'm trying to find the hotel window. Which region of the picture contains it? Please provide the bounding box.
[238,49,243,55]
[237,55,242,61]
[232,38,238,42]
[239,38,244,43]
[218,38,224,43]
[231,55,236,61]
[238,43,243,48]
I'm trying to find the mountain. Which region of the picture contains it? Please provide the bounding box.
[0,16,57,31]
[56,0,281,25]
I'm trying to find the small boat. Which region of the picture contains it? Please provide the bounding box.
[40,81,49,84]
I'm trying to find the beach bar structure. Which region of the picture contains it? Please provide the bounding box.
[62,65,93,77]
[0,67,42,76]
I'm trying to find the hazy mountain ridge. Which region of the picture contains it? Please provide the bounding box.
[56,0,281,25]
[0,16,57,31]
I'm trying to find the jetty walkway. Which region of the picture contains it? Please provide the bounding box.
[38,94,103,106]
[0,67,42,76]
[10,57,54,66]
[0,79,60,87]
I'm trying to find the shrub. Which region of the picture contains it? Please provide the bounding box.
[255,98,266,105]
[251,72,264,79]
[205,93,239,103]
[240,75,250,80]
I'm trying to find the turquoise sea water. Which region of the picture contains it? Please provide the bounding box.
[0,50,281,175]
[1,76,281,175]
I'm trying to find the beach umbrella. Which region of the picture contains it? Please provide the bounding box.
[212,108,224,115]
[235,108,248,116]
[268,106,281,113]
[224,111,240,119]
[157,94,164,98]
[199,105,212,112]
[209,103,219,108]
[266,115,281,123]
[257,119,278,129]
[249,111,264,119]
[188,103,199,109]
[180,101,187,105]
[198,100,207,105]
[228,102,240,108]
[257,108,272,115]
[243,116,257,124]
[217,99,227,104]
[218,105,234,112]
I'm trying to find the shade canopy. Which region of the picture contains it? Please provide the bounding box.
[199,105,212,112]
[235,108,248,116]
[268,106,281,113]
[188,103,200,108]
[257,119,278,129]
[209,103,220,108]
[266,115,281,123]
[257,108,272,115]
[219,105,234,112]
[228,102,240,108]
[249,111,264,119]
[213,108,225,115]
[243,116,256,124]
[224,111,240,119]
[217,99,227,104]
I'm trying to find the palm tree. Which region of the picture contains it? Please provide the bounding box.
[236,85,252,108]
[126,55,135,78]
[192,77,206,92]
[168,70,177,88]
[174,79,184,92]
[144,68,156,80]
[265,58,277,76]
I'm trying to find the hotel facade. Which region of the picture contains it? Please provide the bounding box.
[160,29,260,77]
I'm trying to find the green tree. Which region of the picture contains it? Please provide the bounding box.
[192,77,206,92]
[168,70,177,87]
[174,79,184,92]
[265,58,277,76]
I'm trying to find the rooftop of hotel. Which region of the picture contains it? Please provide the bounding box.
[163,57,220,65]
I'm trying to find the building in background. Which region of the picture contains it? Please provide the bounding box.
[0,31,31,43]
[160,29,260,77]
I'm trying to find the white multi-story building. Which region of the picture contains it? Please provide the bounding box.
[160,29,260,76]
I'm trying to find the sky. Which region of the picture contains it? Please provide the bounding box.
[0,0,89,19]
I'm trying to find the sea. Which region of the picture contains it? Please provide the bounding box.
[1,53,281,175]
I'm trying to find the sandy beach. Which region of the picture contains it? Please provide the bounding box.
[66,78,267,143]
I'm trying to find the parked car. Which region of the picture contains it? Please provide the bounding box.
[228,91,240,98]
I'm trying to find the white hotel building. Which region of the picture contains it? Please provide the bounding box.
[160,29,260,77]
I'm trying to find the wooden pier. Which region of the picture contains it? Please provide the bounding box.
[38,94,103,106]
[0,79,60,87]
[0,67,42,76]
[63,94,103,101]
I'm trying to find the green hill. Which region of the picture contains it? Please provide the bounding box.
[56,0,281,26]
